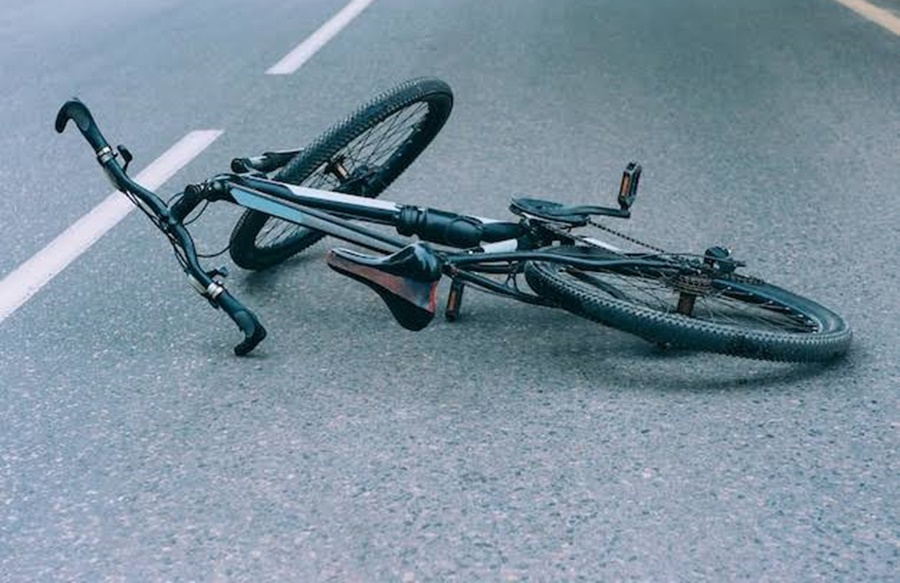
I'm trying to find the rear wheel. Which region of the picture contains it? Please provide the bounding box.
[524,246,851,362]
[229,77,453,270]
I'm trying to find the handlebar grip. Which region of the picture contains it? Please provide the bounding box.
[231,150,300,174]
[216,290,268,356]
[481,221,526,243]
[55,99,110,153]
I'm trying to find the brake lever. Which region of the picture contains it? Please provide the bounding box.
[117,145,133,173]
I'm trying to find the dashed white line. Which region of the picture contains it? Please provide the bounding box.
[0,130,223,324]
[266,0,375,75]
[831,0,900,35]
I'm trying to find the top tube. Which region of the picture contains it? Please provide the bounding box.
[232,175,525,249]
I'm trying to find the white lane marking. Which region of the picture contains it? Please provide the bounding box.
[0,130,223,324]
[831,0,900,35]
[266,0,375,75]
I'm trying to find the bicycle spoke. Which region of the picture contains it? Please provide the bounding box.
[342,104,425,169]
[566,267,819,335]
[251,102,432,249]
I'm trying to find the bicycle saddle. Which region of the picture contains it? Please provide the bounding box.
[509,198,629,224]
[326,242,443,331]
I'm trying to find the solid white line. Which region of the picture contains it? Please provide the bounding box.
[266,0,375,75]
[0,130,223,324]
[831,0,900,35]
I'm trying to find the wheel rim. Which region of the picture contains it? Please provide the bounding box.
[254,101,434,250]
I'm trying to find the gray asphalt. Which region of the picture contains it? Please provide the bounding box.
[1,0,898,580]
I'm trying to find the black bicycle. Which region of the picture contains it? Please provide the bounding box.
[56,77,851,361]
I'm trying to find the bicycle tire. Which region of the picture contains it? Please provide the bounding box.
[229,77,454,270]
[524,247,851,362]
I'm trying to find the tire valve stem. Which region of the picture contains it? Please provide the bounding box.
[325,156,350,181]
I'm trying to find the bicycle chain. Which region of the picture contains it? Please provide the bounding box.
[586,218,668,254]
[541,218,668,254]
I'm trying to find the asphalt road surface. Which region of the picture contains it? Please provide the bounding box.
[2,0,898,580]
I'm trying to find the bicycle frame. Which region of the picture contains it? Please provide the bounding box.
[213,175,671,285]
[220,175,640,264]
[209,174,689,315]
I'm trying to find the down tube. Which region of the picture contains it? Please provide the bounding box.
[228,186,407,254]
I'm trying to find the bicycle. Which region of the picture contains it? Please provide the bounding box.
[55,77,851,361]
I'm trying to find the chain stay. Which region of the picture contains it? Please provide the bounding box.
[537,218,766,288]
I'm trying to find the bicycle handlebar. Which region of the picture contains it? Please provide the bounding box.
[55,98,268,356]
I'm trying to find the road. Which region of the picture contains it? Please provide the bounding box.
[1,0,898,580]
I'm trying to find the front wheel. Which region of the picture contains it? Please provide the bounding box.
[229,77,454,270]
[524,247,851,362]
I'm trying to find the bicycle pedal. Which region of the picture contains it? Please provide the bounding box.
[445,278,465,321]
[617,162,641,211]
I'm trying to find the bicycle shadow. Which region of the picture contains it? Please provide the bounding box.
[236,253,323,293]
[232,261,854,392]
[429,299,854,393]
[567,342,851,394]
